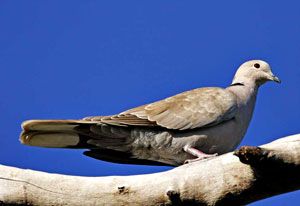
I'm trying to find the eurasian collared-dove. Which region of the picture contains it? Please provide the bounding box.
[20,60,280,166]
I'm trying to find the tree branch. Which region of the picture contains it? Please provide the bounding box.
[0,134,299,206]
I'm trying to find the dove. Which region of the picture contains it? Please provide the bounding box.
[20,60,280,166]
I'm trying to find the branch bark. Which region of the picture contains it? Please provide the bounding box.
[1,134,300,206]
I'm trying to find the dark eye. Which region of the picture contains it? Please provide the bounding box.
[254,63,260,68]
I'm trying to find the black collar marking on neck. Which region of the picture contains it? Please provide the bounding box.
[230,82,245,87]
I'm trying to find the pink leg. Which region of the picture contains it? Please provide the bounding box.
[183,146,218,164]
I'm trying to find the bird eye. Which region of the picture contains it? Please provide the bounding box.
[254,63,260,68]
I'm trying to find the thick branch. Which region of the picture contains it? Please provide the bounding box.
[0,134,300,206]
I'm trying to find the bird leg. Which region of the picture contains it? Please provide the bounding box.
[183,146,218,164]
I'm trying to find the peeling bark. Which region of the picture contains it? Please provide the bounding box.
[0,134,300,206]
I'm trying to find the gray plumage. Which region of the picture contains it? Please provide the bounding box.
[20,60,280,166]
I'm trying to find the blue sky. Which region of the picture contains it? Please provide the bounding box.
[0,1,300,205]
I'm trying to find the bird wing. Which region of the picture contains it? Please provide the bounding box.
[87,87,238,130]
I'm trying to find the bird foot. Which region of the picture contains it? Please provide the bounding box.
[184,153,218,164]
[183,146,218,164]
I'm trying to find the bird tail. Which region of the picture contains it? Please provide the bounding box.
[20,119,98,148]
[20,120,177,166]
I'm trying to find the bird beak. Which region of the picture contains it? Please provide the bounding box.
[271,75,281,83]
[267,71,281,83]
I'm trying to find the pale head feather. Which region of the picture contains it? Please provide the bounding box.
[232,60,280,86]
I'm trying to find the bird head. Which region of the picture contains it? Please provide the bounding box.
[232,60,281,87]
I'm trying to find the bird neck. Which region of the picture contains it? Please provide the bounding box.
[231,75,261,90]
[227,79,258,105]
[227,79,259,134]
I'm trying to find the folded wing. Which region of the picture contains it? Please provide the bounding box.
[88,87,238,130]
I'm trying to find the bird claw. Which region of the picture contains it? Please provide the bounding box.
[184,153,218,164]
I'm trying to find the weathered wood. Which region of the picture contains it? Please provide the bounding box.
[0,134,299,206]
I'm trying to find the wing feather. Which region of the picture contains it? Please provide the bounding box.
[85,87,238,130]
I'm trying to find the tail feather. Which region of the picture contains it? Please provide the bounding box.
[21,119,96,131]
[20,119,97,148]
[21,132,81,148]
[20,119,178,166]
[20,119,132,149]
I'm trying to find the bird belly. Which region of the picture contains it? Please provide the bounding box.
[172,119,246,155]
[128,119,246,165]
